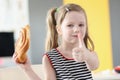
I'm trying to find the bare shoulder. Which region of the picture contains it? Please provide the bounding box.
[42,54,56,80]
[42,54,49,64]
[42,54,53,68]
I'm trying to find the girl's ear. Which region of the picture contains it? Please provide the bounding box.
[56,26,62,35]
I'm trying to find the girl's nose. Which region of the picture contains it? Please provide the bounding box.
[74,26,80,33]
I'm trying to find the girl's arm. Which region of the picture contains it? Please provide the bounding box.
[13,54,41,80]
[42,55,56,80]
[23,65,41,80]
[72,33,99,71]
[72,48,99,70]
[84,50,99,70]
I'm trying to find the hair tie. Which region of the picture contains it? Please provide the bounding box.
[65,7,70,12]
[56,8,59,12]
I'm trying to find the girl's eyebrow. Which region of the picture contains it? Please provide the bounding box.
[66,21,85,24]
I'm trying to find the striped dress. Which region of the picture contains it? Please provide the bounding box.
[46,48,93,80]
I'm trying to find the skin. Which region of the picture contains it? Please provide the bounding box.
[43,11,99,79]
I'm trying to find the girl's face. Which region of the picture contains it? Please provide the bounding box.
[58,11,87,44]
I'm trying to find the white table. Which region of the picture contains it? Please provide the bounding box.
[93,69,120,80]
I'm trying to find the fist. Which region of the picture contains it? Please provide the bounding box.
[72,47,84,62]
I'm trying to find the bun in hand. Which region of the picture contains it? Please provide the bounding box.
[15,25,30,63]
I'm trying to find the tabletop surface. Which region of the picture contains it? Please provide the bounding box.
[93,69,120,79]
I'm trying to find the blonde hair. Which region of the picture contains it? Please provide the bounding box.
[45,3,94,51]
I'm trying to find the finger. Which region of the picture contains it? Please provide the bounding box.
[13,52,17,59]
[78,33,83,48]
[12,53,18,63]
[72,48,84,62]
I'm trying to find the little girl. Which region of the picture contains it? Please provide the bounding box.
[43,3,99,80]
[13,3,99,80]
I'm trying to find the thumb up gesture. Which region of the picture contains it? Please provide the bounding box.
[72,33,90,62]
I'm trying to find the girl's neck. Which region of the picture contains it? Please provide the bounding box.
[57,42,78,59]
[58,42,78,53]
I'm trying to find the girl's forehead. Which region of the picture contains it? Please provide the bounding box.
[64,11,86,23]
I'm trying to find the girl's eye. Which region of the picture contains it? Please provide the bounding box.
[79,24,84,27]
[67,24,74,27]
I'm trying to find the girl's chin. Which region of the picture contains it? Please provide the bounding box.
[69,40,79,44]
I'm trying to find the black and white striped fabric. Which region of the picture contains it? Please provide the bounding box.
[46,48,93,80]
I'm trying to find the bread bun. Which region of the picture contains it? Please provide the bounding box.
[15,25,30,63]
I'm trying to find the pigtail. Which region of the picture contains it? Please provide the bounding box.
[84,35,94,51]
[45,8,58,51]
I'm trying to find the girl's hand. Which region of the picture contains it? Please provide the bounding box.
[72,33,99,70]
[13,53,32,70]
[72,33,90,62]
[13,53,42,80]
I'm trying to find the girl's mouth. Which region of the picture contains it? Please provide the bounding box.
[72,35,78,37]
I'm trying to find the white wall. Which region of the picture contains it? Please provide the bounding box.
[0,0,29,39]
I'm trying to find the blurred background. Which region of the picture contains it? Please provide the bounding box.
[0,0,120,72]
